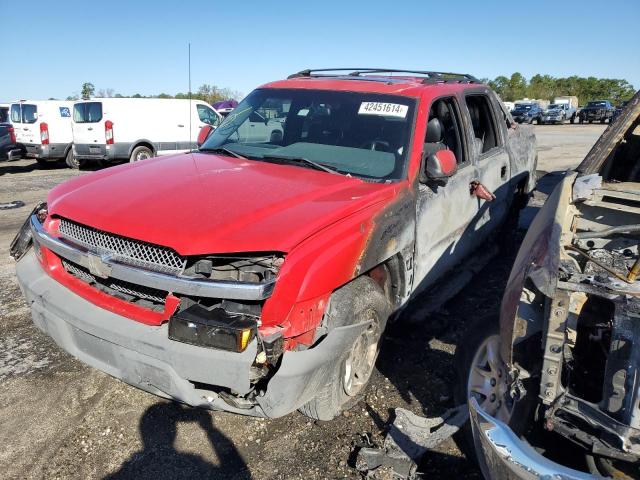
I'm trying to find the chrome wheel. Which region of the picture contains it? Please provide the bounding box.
[343,313,380,397]
[134,151,150,161]
[467,334,513,422]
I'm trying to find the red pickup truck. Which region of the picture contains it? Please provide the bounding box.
[12,69,536,420]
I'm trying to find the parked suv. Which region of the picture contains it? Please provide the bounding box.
[579,99,615,124]
[12,69,537,420]
[511,102,543,124]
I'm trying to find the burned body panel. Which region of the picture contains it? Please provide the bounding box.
[473,90,640,478]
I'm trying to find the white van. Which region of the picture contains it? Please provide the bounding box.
[72,98,222,165]
[9,100,74,165]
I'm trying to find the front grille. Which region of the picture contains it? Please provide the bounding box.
[62,259,167,306]
[58,218,186,274]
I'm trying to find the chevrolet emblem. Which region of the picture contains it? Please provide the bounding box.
[87,253,113,279]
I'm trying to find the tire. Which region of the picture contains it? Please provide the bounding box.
[454,316,535,462]
[600,119,606,124]
[570,115,575,124]
[35,158,52,167]
[579,116,584,124]
[129,145,153,162]
[65,148,84,169]
[298,276,391,420]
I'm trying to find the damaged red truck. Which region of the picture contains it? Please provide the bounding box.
[11,69,536,420]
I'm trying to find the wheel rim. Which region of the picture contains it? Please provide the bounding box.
[343,313,380,396]
[467,334,513,422]
[134,150,150,161]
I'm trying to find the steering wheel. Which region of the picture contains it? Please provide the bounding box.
[360,139,391,152]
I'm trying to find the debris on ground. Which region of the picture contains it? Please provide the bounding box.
[356,405,469,479]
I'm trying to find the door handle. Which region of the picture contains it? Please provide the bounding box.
[87,127,93,131]
[23,128,28,131]
[500,165,507,179]
[177,124,185,127]
[470,181,496,201]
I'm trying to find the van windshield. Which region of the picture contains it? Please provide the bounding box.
[74,102,103,123]
[200,88,417,181]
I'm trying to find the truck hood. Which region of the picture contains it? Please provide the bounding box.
[48,152,396,255]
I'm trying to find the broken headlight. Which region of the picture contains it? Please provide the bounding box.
[183,254,284,283]
[168,303,256,352]
[10,202,47,261]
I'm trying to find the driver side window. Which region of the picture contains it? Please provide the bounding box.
[424,97,466,166]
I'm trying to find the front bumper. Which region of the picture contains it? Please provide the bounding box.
[16,250,365,417]
[469,398,593,479]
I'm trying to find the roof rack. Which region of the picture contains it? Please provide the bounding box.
[287,68,480,84]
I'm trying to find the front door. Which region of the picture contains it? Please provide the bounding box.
[413,96,480,293]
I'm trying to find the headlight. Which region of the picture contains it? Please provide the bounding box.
[168,303,256,352]
[9,202,47,261]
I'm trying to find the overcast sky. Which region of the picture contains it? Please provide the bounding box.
[1,0,638,102]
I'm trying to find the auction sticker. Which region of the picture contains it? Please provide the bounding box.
[358,102,408,118]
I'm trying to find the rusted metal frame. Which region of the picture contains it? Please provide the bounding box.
[539,289,571,405]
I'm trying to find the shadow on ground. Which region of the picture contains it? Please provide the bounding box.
[105,402,251,480]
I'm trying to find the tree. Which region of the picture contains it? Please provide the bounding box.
[81,82,95,100]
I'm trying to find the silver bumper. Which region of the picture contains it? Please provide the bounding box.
[30,215,274,300]
[469,398,595,479]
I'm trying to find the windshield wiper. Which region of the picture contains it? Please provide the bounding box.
[260,154,340,175]
[198,147,248,160]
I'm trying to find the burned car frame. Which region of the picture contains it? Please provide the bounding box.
[464,90,640,478]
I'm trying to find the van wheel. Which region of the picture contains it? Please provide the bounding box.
[298,276,390,421]
[130,146,153,162]
[65,149,84,169]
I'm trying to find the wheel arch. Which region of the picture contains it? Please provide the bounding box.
[128,140,156,157]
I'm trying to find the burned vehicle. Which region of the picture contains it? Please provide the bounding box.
[461,91,640,478]
[12,68,536,420]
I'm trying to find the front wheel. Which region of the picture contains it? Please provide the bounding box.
[298,276,390,420]
[129,145,153,162]
[570,115,576,124]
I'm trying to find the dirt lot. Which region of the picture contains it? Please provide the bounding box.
[0,124,606,480]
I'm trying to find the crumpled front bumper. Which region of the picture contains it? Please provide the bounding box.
[16,250,367,418]
[469,398,594,479]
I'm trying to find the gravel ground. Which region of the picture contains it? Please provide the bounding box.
[0,124,605,480]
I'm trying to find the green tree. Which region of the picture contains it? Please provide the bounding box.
[81,82,95,100]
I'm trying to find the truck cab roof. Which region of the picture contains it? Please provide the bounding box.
[260,68,484,98]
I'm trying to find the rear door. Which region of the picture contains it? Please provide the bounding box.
[72,101,104,145]
[10,104,24,142]
[462,91,512,240]
[18,103,39,145]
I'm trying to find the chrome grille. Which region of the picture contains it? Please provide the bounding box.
[58,218,186,274]
[62,259,167,304]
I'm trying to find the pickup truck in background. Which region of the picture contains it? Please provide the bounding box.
[511,102,543,124]
[579,100,615,124]
[553,96,578,123]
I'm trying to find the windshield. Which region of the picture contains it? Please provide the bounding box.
[548,104,561,109]
[514,104,532,111]
[200,88,417,181]
[587,101,607,107]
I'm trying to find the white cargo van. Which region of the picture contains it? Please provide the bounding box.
[72,98,222,166]
[9,100,74,165]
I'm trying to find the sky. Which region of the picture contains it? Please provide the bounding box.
[1,0,638,102]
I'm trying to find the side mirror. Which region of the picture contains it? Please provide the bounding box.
[425,149,457,184]
[197,124,214,147]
